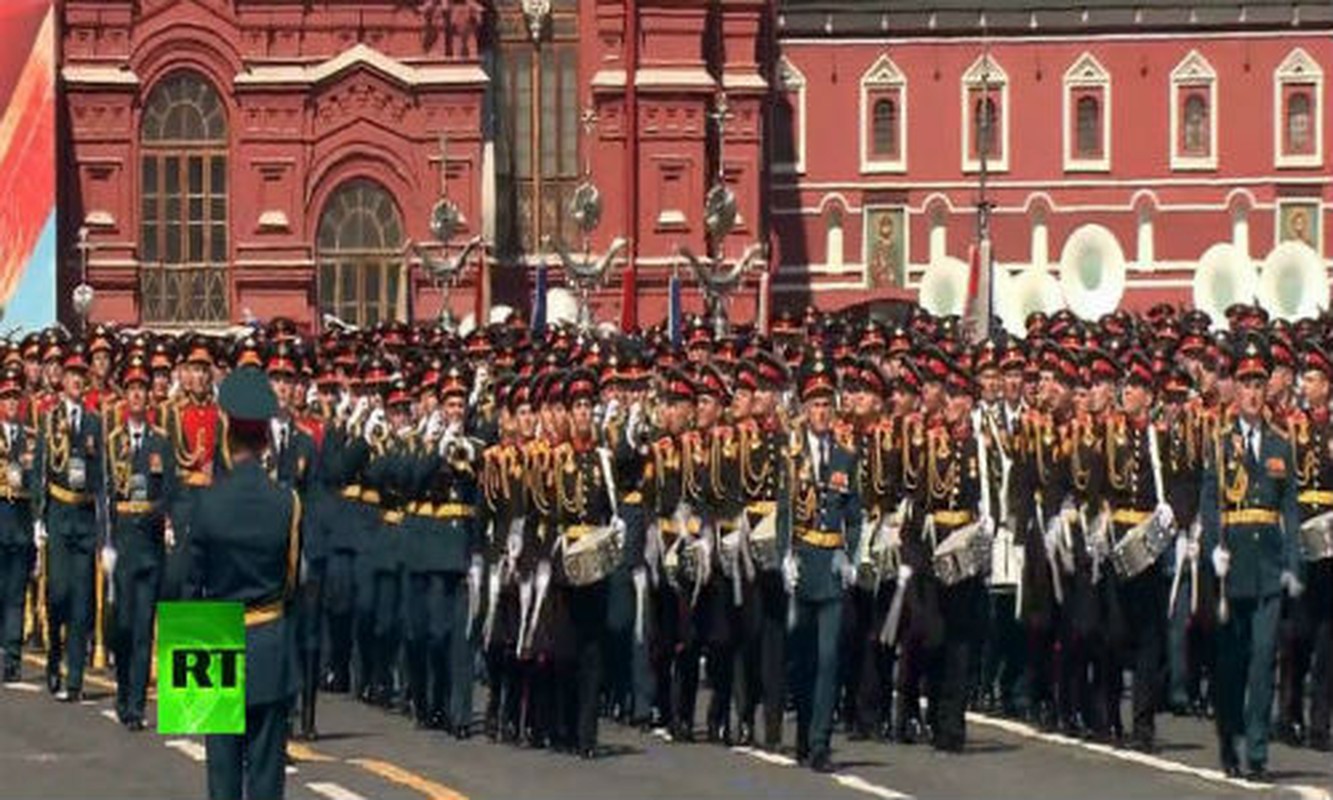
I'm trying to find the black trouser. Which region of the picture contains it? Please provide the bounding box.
[1278,591,1314,733]
[736,571,786,747]
[981,590,1027,714]
[484,583,522,738]
[930,577,985,750]
[0,543,30,674]
[1302,560,1333,744]
[295,566,323,734]
[841,583,893,735]
[45,517,95,693]
[650,581,702,732]
[206,700,289,800]
[323,550,356,691]
[560,581,607,751]
[1113,567,1166,744]
[702,574,737,737]
[112,558,159,723]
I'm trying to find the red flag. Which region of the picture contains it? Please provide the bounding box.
[965,239,993,344]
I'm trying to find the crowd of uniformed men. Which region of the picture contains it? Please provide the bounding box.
[1,302,1331,783]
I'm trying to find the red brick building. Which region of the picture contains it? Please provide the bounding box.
[58,0,1333,331]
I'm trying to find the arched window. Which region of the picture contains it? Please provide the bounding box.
[317,180,406,328]
[139,71,229,324]
[974,97,999,158]
[872,98,898,157]
[1287,92,1312,154]
[1076,95,1101,157]
[1183,93,1209,156]
[825,206,844,268]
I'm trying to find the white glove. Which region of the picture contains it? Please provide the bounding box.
[164,518,177,549]
[1186,538,1200,561]
[979,514,996,540]
[32,520,47,547]
[468,554,484,592]
[100,544,118,577]
[1043,516,1062,556]
[424,413,443,442]
[535,559,552,594]
[336,391,352,418]
[782,552,799,593]
[1281,570,1305,599]
[832,549,855,589]
[349,397,370,428]
[364,409,385,443]
[1211,546,1231,578]
[1154,502,1176,532]
[897,563,914,583]
[612,517,628,549]
[1174,535,1189,565]
[305,385,319,408]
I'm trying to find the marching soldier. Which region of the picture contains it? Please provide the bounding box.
[0,366,35,684]
[404,366,482,736]
[1278,343,1333,750]
[266,344,321,740]
[781,356,861,772]
[106,355,176,730]
[161,337,223,599]
[1099,351,1174,752]
[548,368,618,757]
[1200,336,1304,780]
[35,342,104,702]
[733,352,789,750]
[480,376,533,741]
[188,366,302,800]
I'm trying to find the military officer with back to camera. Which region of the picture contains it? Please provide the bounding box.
[188,364,303,800]
[1200,335,1304,780]
[781,354,862,773]
[0,364,35,684]
[106,354,177,730]
[35,341,105,702]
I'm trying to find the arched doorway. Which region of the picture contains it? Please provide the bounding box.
[316,179,405,328]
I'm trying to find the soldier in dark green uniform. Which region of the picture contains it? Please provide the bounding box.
[35,342,104,702]
[781,356,862,772]
[188,365,302,800]
[107,355,177,730]
[0,365,35,683]
[265,342,320,740]
[405,365,482,735]
[1200,336,1304,780]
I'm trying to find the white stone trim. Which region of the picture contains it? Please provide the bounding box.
[84,211,116,228]
[234,44,488,88]
[62,65,140,87]
[859,54,907,174]
[1062,53,1111,172]
[722,72,768,91]
[257,210,290,231]
[772,57,806,176]
[1273,48,1324,169]
[1169,50,1218,171]
[961,54,1010,174]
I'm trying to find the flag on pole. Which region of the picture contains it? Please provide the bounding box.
[620,255,637,331]
[668,270,683,349]
[965,238,993,345]
[532,262,548,335]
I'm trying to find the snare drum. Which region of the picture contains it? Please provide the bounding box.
[1300,511,1333,563]
[563,525,621,586]
[933,521,992,586]
[747,511,780,571]
[1110,513,1171,579]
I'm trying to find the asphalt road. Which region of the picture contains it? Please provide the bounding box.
[2,657,1330,800]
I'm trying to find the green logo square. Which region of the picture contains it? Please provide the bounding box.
[156,601,246,735]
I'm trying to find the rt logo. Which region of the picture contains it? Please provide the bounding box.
[156,602,246,734]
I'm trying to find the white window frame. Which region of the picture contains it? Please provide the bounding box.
[1062,53,1111,172]
[772,57,806,175]
[1169,50,1218,171]
[961,54,1010,174]
[1274,48,1324,169]
[860,54,907,174]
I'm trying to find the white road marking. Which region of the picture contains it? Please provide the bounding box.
[79,699,97,707]
[164,738,207,762]
[832,773,914,800]
[2,681,39,692]
[286,765,298,775]
[731,745,797,767]
[99,709,119,723]
[968,712,1331,800]
[307,782,367,800]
